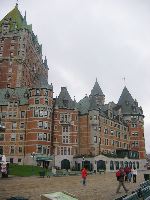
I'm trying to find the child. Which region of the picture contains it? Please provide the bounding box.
[81,167,87,186]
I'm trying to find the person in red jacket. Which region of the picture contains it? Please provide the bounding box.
[81,167,87,186]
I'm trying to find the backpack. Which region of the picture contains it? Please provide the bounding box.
[116,170,121,177]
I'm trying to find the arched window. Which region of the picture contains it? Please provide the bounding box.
[110,160,114,170]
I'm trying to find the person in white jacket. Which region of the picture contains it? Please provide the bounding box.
[132,167,137,183]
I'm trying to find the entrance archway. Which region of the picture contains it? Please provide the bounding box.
[97,160,106,171]
[61,159,70,170]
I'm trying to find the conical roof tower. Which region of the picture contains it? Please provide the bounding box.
[90,78,105,106]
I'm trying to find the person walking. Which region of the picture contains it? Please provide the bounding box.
[132,167,137,183]
[81,167,87,186]
[127,170,132,183]
[116,166,129,194]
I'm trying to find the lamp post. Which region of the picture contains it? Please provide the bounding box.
[31,152,36,175]
[82,156,85,168]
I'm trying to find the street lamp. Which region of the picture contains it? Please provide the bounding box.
[31,152,36,175]
[82,156,85,168]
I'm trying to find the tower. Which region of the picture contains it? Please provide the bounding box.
[89,78,105,106]
[0,4,48,89]
[118,86,145,159]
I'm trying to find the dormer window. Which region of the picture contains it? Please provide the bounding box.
[36,89,40,96]
[125,101,129,105]
[63,100,68,107]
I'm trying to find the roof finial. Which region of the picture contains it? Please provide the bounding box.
[96,77,97,82]
[122,77,126,86]
[16,0,19,8]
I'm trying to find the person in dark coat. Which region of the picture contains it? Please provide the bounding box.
[116,167,129,194]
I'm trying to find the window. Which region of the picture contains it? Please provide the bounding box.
[124,135,127,140]
[44,110,48,117]
[60,147,71,155]
[68,147,71,155]
[132,132,138,136]
[20,123,25,129]
[10,146,15,154]
[43,133,47,141]
[104,128,108,134]
[21,111,25,118]
[93,115,97,120]
[43,121,48,129]
[48,134,51,141]
[62,126,69,132]
[94,136,97,143]
[0,134,4,141]
[38,133,43,140]
[35,98,39,104]
[93,126,97,131]
[11,133,16,141]
[61,147,63,155]
[132,141,139,147]
[105,139,109,145]
[12,122,17,129]
[36,89,40,95]
[38,121,43,128]
[10,52,14,57]
[18,146,23,153]
[63,100,68,107]
[45,98,48,105]
[2,112,6,118]
[62,135,69,143]
[0,146,3,154]
[18,158,22,163]
[131,123,137,128]
[43,146,47,154]
[37,145,42,153]
[14,102,18,107]
[34,109,39,117]
[64,147,67,155]
[0,45,3,51]
[39,110,44,117]
[60,113,70,122]
[110,130,114,135]
[19,134,24,140]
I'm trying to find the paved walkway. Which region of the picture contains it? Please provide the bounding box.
[0,171,147,200]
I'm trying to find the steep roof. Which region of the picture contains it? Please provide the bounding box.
[0,88,29,105]
[118,86,143,115]
[89,95,99,111]
[0,4,31,32]
[77,95,90,114]
[90,78,104,96]
[118,87,134,106]
[55,87,76,109]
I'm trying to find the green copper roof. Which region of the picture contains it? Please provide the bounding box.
[0,4,31,32]
[0,88,29,105]
[90,78,104,97]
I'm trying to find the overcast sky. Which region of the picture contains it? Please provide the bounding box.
[1,0,150,153]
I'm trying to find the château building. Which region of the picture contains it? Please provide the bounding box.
[0,4,146,171]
